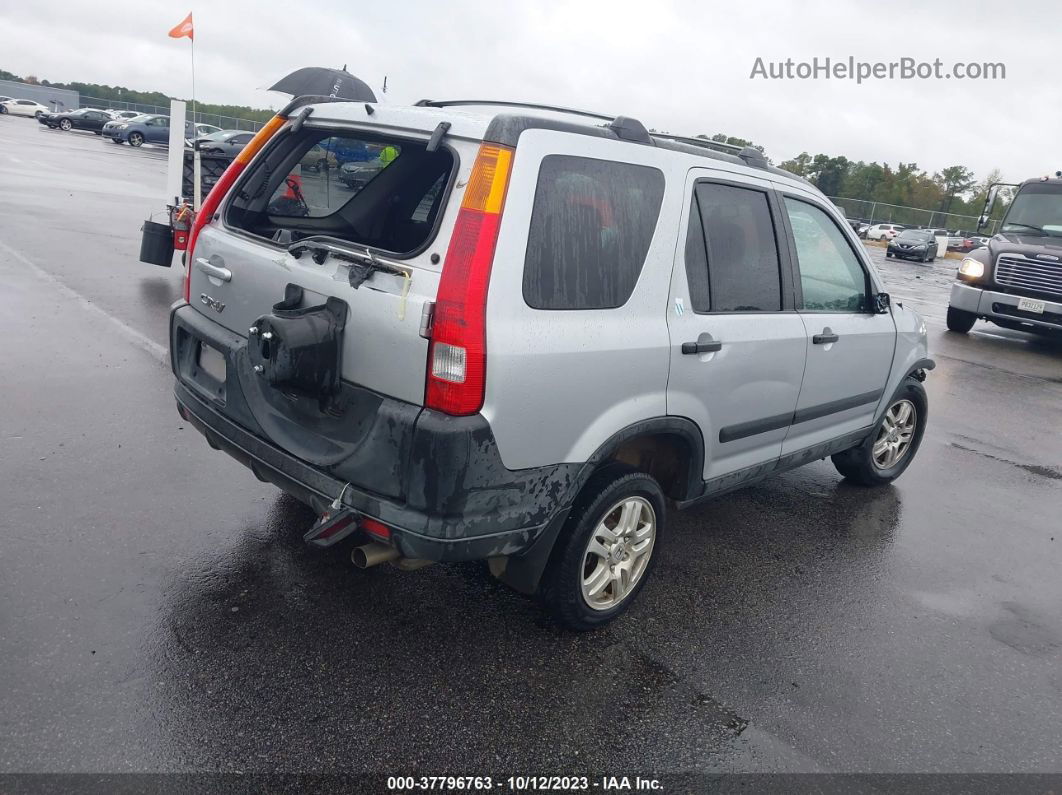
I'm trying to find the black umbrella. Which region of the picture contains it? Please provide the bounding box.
[269,67,377,102]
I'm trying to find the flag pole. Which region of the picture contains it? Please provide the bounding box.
[190,26,201,210]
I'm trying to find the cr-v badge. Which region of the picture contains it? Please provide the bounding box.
[200,293,226,313]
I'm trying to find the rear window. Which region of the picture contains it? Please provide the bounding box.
[227,128,454,257]
[522,155,664,310]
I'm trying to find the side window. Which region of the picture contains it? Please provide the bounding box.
[267,135,403,219]
[694,182,782,312]
[784,198,868,313]
[523,155,665,310]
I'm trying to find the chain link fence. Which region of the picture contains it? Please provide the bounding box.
[828,196,999,235]
[80,96,265,132]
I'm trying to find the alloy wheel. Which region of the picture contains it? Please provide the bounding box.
[580,496,656,611]
[873,399,917,470]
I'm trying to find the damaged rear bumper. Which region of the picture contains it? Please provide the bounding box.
[170,302,578,576]
[176,381,568,566]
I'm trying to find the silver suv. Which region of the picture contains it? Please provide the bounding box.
[168,98,934,629]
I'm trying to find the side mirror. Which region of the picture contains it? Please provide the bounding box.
[873,292,891,314]
[978,185,999,232]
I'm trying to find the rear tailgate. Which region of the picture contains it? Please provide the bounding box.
[187,114,479,407]
[190,223,438,404]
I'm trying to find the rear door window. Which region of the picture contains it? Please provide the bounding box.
[691,181,783,312]
[522,155,664,310]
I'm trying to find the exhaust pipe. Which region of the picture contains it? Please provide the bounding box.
[351,542,401,569]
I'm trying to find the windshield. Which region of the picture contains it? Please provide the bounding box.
[1002,184,1062,237]
[896,230,930,241]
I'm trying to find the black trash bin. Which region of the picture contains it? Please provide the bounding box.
[140,219,174,267]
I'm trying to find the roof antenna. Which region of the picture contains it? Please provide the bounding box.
[382,76,388,94]
[342,64,348,71]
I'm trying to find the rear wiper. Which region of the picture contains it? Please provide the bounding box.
[287,238,410,288]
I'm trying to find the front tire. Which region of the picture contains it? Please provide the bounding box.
[59,118,72,131]
[541,468,664,631]
[128,132,144,147]
[832,378,927,486]
[946,305,977,333]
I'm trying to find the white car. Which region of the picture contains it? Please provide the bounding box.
[1,99,50,118]
[866,223,905,241]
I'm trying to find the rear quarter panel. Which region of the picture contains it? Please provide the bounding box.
[482,130,683,470]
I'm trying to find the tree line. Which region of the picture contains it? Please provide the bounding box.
[702,132,1009,225]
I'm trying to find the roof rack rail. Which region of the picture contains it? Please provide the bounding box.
[651,133,744,154]
[651,133,769,170]
[414,99,616,123]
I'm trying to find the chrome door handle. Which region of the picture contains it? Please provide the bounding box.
[196,257,231,282]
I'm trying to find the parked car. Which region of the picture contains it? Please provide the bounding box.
[886,229,939,262]
[159,99,933,629]
[0,96,12,111]
[188,122,222,139]
[865,223,905,241]
[103,114,171,146]
[194,129,255,156]
[947,234,977,253]
[37,108,112,133]
[106,110,141,121]
[1,98,50,118]
[338,159,385,190]
[300,143,340,172]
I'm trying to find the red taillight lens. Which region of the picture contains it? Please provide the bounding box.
[425,144,514,416]
[183,115,286,302]
[360,518,392,541]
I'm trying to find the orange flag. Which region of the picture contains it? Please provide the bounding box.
[168,12,194,41]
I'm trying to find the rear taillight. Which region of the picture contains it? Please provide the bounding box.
[425,144,514,416]
[184,114,286,302]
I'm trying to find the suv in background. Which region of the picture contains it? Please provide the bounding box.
[948,175,1062,336]
[866,223,904,241]
[160,99,933,629]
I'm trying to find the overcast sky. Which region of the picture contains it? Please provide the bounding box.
[2,0,1058,183]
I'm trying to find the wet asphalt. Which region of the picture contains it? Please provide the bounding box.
[1,117,1061,779]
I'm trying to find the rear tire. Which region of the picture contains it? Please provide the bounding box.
[832,378,927,486]
[946,306,977,333]
[541,468,664,631]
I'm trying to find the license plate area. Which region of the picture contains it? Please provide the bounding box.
[196,341,227,389]
[1017,297,1046,315]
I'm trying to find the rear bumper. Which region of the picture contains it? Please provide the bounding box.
[170,301,578,565]
[949,282,1062,330]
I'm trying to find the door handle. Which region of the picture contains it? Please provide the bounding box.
[813,331,839,345]
[196,257,231,282]
[681,340,723,355]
